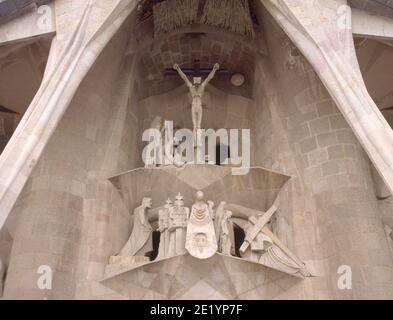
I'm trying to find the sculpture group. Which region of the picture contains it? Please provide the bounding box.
[115,62,311,277]
[116,191,310,277]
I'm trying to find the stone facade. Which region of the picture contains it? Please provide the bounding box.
[0,0,392,300]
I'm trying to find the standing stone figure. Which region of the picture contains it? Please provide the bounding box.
[168,193,190,256]
[173,63,220,145]
[119,197,153,257]
[157,199,173,259]
[215,202,235,256]
[186,191,218,259]
[220,211,234,256]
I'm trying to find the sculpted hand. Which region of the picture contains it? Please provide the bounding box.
[173,64,179,70]
[213,63,220,71]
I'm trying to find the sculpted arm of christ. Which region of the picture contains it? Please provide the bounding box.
[174,63,220,143]
[201,63,220,90]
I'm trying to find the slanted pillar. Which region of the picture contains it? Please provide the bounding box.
[0,0,138,231]
[262,0,393,194]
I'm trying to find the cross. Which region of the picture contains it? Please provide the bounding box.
[164,59,229,78]
[239,203,278,254]
[227,201,306,268]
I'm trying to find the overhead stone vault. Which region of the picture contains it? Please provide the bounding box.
[0,0,392,300]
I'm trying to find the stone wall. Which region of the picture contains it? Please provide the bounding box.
[0,111,19,154]
[2,15,136,299]
[0,0,51,26]
[2,0,393,300]
[378,110,393,258]
[247,9,393,299]
[134,28,257,99]
[137,84,253,162]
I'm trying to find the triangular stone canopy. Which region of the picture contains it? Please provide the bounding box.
[100,253,303,300]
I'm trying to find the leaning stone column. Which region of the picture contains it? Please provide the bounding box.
[0,0,138,230]
[260,0,393,299]
[262,0,393,194]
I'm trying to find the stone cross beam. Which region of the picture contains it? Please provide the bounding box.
[164,62,229,78]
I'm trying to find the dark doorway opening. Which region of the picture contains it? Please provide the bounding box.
[147,231,161,261]
[233,224,245,258]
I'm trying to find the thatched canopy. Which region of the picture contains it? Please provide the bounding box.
[140,0,256,38]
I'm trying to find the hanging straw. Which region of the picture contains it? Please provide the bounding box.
[153,0,200,36]
[153,0,255,38]
[200,0,254,38]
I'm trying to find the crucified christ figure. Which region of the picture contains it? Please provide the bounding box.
[174,63,220,145]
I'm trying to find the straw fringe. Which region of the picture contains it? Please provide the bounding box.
[201,0,254,38]
[153,0,199,36]
[153,0,254,38]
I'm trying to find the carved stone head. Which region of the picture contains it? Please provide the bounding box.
[195,191,204,201]
[193,233,207,250]
[217,201,227,210]
[193,77,202,85]
[175,193,184,207]
[142,197,153,209]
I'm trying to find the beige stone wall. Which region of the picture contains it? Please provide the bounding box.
[3,16,136,299]
[247,10,393,299]
[0,2,55,46]
[1,0,393,300]
[0,37,50,115]
[378,111,393,255]
[138,85,252,161]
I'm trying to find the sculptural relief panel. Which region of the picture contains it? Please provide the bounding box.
[106,168,311,281]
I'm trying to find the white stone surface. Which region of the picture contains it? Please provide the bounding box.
[186,191,217,259]
[0,2,56,46]
[352,8,393,40]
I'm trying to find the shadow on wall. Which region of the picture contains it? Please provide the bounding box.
[0,227,12,298]
[0,106,20,155]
